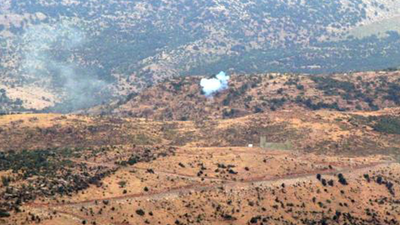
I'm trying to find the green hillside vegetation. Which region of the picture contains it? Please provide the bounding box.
[0,0,400,112]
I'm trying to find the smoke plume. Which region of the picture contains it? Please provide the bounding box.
[200,71,230,96]
[18,21,109,112]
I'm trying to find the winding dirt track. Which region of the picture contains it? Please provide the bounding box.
[25,159,394,225]
[29,160,393,209]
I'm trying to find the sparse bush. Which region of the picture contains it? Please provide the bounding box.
[363,174,370,182]
[1,176,10,187]
[136,209,145,216]
[118,181,127,188]
[371,116,400,134]
[0,209,10,218]
[338,173,348,185]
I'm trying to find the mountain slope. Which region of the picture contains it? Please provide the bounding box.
[1,0,400,112]
[108,70,400,121]
[1,107,400,224]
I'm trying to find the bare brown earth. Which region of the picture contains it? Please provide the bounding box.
[0,109,400,224]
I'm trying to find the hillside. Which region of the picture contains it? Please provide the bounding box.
[107,70,400,121]
[2,1,400,223]
[1,0,400,112]
[2,108,400,156]
[1,110,400,224]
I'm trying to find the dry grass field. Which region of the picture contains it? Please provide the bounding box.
[1,107,400,224]
[8,147,399,225]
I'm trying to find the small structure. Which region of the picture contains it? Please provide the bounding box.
[248,144,253,148]
[260,136,292,150]
[260,136,268,149]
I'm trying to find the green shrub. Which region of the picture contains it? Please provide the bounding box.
[0,209,10,218]
[372,116,400,134]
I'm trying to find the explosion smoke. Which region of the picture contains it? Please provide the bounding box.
[200,71,230,96]
[19,21,109,112]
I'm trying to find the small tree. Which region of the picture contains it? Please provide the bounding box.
[338,173,348,185]
[1,176,10,187]
[118,181,127,188]
[0,209,10,218]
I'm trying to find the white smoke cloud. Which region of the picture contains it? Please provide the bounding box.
[200,71,230,96]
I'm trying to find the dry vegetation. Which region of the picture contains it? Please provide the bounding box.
[110,71,400,121]
[1,0,400,114]
[3,145,399,225]
[1,106,400,224]
[1,107,400,155]
[1,1,400,223]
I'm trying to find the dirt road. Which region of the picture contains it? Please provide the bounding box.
[29,160,393,208]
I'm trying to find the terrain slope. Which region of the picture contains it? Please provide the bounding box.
[1,108,400,224]
[1,0,400,111]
